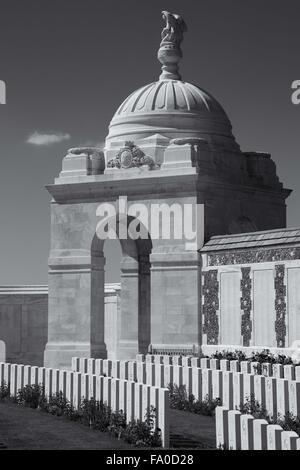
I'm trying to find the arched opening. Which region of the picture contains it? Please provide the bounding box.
[103,239,121,359]
[91,215,152,360]
[103,239,122,283]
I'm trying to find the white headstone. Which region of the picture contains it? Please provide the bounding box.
[254,375,266,408]
[228,410,241,450]
[220,359,230,372]
[230,361,240,373]
[182,366,193,396]
[233,373,244,411]
[243,374,255,403]
[253,419,268,450]
[212,370,223,400]
[240,414,254,450]
[87,358,95,375]
[272,364,283,378]
[281,431,299,450]
[202,368,212,400]
[267,424,283,450]
[283,365,295,381]
[289,380,300,417]
[240,361,250,374]
[215,406,229,450]
[192,367,202,402]
[191,357,200,368]
[276,378,289,418]
[222,371,233,409]
[265,377,277,419]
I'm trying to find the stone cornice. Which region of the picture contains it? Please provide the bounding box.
[46,170,198,203]
[46,170,291,204]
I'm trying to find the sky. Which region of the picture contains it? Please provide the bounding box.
[0,0,299,284]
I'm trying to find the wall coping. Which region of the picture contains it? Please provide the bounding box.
[0,283,121,295]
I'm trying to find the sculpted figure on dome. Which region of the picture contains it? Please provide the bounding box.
[160,11,187,48]
[158,11,187,80]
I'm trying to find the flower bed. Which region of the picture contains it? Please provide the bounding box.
[168,383,221,416]
[210,348,298,365]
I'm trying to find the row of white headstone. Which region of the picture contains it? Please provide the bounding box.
[216,406,300,450]
[136,354,300,381]
[73,357,300,419]
[0,362,170,447]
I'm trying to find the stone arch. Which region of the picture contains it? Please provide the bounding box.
[91,214,152,360]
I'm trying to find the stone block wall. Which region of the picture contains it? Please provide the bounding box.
[0,284,120,367]
[0,286,48,366]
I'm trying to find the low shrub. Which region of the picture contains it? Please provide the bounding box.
[0,382,10,401]
[209,348,298,366]
[122,406,162,448]
[79,398,112,431]
[239,395,268,420]
[211,350,247,362]
[191,395,222,416]
[39,391,71,417]
[16,384,44,408]
[276,412,300,436]
[168,383,221,416]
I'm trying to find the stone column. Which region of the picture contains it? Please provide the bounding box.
[44,250,107,369]
[138,255,151,354]
[150,251,202,353]
[90,252,107,359]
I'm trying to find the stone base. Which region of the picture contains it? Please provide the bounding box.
[150,343,199,355]
[116,340,139,361]
[44,342,107,370]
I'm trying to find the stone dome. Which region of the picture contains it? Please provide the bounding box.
[114,80,226,116]
[106,79,240,153]
[105,11,240,153]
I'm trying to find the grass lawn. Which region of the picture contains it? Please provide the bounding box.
[0,401,133,450]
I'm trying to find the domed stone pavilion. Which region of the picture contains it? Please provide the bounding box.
[43,11,292,369]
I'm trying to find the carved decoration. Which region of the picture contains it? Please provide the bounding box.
[202,270,219,345]
[274,264,287,347]
[208,247,300,266]
[240,267,252,346]
[158,11,187,80]
[107,141,156,170]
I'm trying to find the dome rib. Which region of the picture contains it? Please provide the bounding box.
[132,83,156,112]
[152,81,166,110]
[114,80,225,116]
[177,81,190,110]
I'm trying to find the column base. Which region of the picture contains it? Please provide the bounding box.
[116,340,139,361]
[44,342,107,370]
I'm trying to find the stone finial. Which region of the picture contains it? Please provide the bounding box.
[158,11,187,81]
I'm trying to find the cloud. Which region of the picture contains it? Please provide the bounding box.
[27,131,71,146]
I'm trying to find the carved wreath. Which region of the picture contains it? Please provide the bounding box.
[107,141,156,169]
